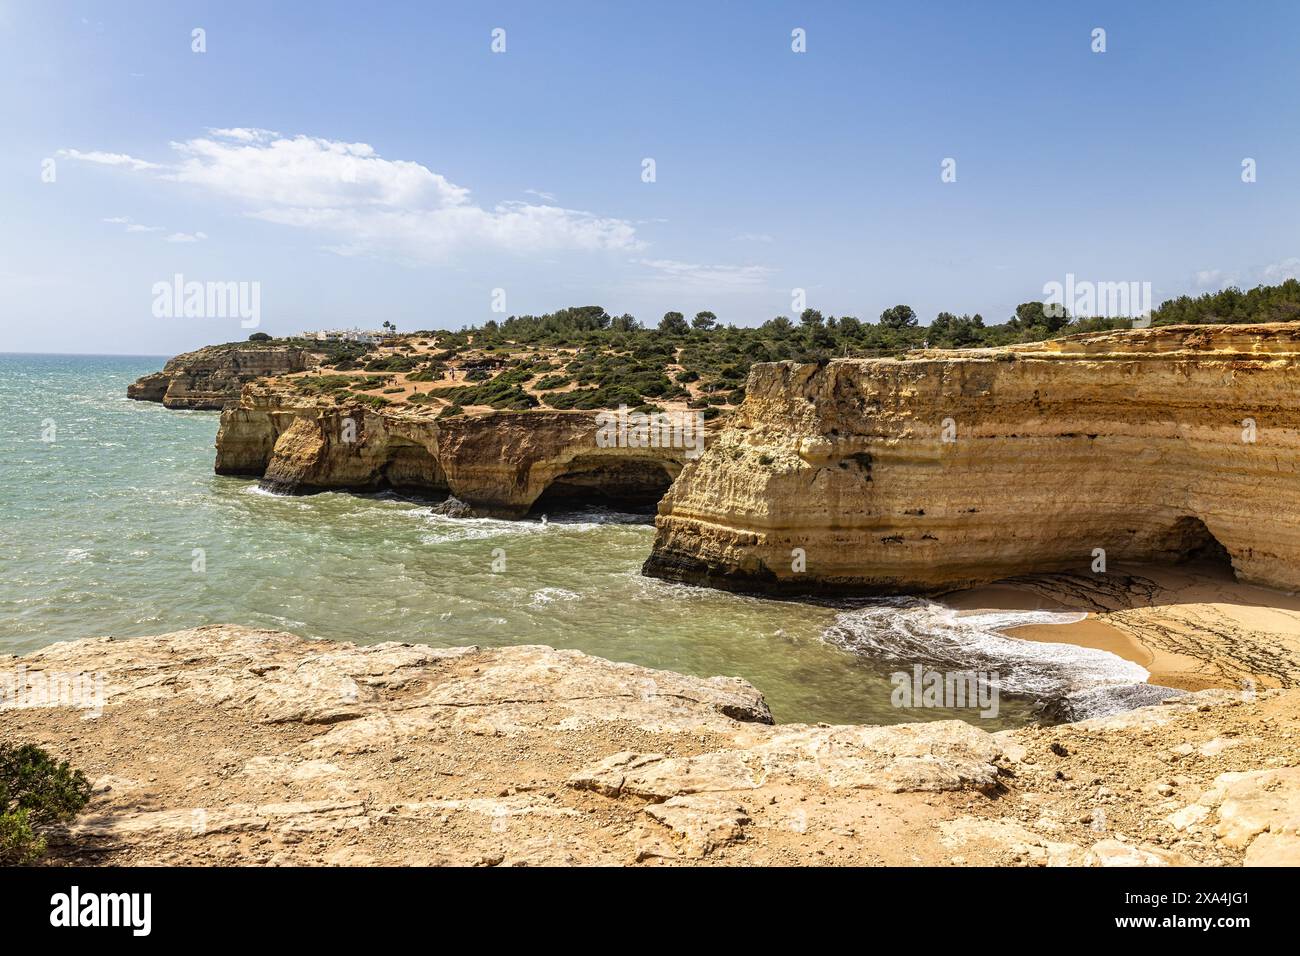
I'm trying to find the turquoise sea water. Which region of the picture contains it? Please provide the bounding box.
[0,354,1147,727]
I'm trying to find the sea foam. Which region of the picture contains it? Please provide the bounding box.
[822,598,1148,701]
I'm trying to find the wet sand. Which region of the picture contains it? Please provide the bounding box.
[946,561,1300,693]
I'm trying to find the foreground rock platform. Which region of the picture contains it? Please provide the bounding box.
[2,625,1296,866]
[645,324,1300,594]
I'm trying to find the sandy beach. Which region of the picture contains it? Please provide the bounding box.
[948,561,1300,692]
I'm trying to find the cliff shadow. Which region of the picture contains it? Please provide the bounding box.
[528,456,675,516]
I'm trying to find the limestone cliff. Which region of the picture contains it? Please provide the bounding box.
[216,384,689,516]
[644,324,1300,594]
[128,345,311,410]
[4,625,1295,866]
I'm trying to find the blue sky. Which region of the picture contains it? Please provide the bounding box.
[1,0,1298,355]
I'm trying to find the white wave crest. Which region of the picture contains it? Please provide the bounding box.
[822,597,1147,698]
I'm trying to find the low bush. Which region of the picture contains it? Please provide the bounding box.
[0,743,92,865]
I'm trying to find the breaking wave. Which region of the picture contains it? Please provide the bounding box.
[821,598,1148,704]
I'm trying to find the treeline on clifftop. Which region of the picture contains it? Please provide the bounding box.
[236,280,1300,412]
[413,278,1300,354]
[413,278,1300,352]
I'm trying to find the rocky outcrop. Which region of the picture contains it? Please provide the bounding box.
[128,345,311,410]
[3,625,1295,866]
[644,324,1300,594]
[216,385,688,516]
[125,371,170,402]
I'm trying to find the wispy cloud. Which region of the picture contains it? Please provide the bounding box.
[733,232,774,243]
[204,127,279,143]
[1193,268,1233,289]
[61,129,642,262]
[1262,257,1300,283]
[103,216,166,234]
[58,149,161,172]
[635,257,773,289]
[1191,258,1299,292]
[164,231,208,243]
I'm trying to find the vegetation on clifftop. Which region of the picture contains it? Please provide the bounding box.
[246,280,1300,414]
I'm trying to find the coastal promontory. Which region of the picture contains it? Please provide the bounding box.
[644,324,1300,595]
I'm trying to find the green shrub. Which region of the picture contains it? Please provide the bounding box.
[293,375,389,395]
[0,743,92,865]
[363,354,422,372]
[542,384,644,410]
[407,365,446,382]
[340,392,391,410]
[429,378,538,410]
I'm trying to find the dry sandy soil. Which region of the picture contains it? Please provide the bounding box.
[2,622,1297,867]
[950,561,1300,693]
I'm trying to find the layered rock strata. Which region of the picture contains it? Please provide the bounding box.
[644,324,1300,594]
[128,345,311,410]
[3,625,1295,866]
[216,385,688,517]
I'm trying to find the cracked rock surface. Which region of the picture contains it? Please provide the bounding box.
[2,625,1296,866]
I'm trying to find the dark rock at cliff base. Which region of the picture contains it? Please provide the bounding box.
[430,496,475,518]
[1036,683,1188,724]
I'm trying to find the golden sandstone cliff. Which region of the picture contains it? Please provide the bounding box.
[128,345,310,410]
[215,384,690,517]
[644,324,1300,594]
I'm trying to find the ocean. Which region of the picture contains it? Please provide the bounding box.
[0,353,1147,726]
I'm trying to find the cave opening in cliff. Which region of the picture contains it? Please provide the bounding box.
[1167,515,1233,567]
[529,457,676,515]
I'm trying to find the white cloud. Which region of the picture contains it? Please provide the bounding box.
[103,216,165,234]
[167,133,471,211]
[524,188,557,202]
[1194,269,1232,289]
[1262,258,1300,283]
[205,127,279,143]
[733,232,774,243]
[58,149,161,171]
[1191,259,1299,293]
[636,257,773,289]
[104,215,196,239]
[64,130,642,262]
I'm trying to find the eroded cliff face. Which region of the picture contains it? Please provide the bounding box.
[128,345,311,410]
[644,324,1300,594]
[216,384,687,516]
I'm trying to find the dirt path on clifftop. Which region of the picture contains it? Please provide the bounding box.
[3,626,1296,866]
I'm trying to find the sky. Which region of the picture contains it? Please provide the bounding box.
[1,0,1298,355]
